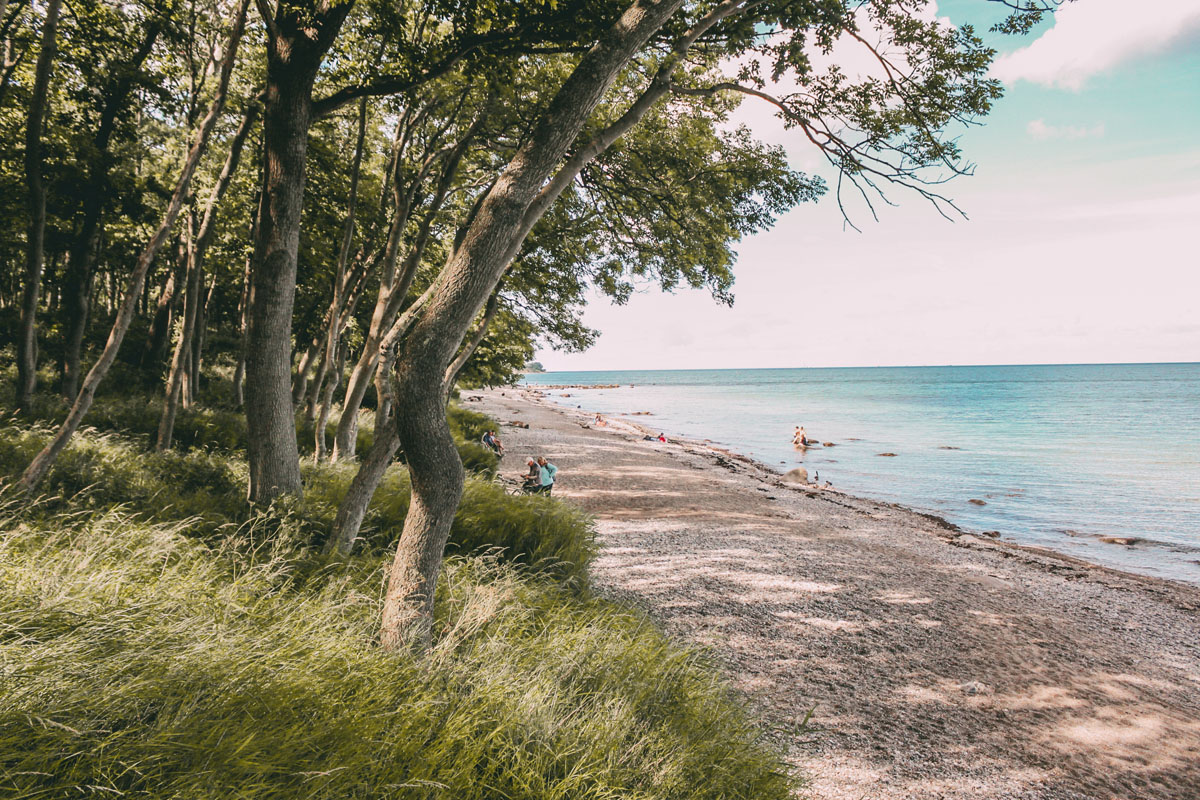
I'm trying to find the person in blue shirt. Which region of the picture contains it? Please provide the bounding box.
[536,456,558,495]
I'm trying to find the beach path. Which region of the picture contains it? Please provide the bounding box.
[475,389,1200,800]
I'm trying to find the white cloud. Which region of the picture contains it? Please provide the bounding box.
[1027,119,1105,140]
[991,0,1200,90]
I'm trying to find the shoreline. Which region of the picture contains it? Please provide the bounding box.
[505,386,1200,597]
[473,386,1200,799]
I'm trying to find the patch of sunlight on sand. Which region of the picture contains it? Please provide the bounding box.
[717,572,842,595]
[896,684,954,705]
[876,590,933,605]
[772,612,865,633]
[993,685,1087,712]
[965,609,1016,626]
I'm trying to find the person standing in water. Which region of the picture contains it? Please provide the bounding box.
[792,426,808,447]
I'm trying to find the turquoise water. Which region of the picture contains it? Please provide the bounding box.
[522,364,1200,584]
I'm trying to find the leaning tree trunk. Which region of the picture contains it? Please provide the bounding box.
[379,0,687,650]
[15,0,62,413]
[156,99,258,447]
[20,0,251,492]
[327,417,400,555]
[243,1,351,502]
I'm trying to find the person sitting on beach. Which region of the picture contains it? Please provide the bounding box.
[536,456,558,495]
[481,430,503,456]
[657,432,667,442]
[595,413,606,427]
[491,431,505,456]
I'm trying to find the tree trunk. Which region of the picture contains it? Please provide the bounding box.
[142,239,184,368]
[232,251,251,407]
[20,0,251,492]
[379,0,687,649]
[379,372,462,650]
[244,1,352,502]
[16,0,62,413]
[156,210,200,451]
[326,417,400,555]
[59,20,164,399]
[313,97,367,459]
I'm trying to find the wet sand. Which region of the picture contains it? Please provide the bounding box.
[474,388,1200,800]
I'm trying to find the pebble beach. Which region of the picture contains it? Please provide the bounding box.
[474,387,1200,800]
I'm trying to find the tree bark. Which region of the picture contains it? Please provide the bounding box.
[16,0,62,414]
[379,0,687,650]
[20,0,251,492]
[244,0,353,502]
[326,416,400,555]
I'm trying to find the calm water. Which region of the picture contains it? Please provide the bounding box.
[523,364,1200,584]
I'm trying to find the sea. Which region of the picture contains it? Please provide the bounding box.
[522,363,1200,585]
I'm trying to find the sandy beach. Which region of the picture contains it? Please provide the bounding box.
[472,387,1200,800]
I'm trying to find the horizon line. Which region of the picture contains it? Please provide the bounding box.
[528,360,1200,373]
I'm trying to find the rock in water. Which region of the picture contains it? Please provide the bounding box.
[782,467,809,484]
[877,452,898,457]
[969,498,987,506]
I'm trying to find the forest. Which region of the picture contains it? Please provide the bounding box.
[0,0,1046,795]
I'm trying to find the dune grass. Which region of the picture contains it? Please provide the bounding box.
[0,509,790,799]
[0,390,794,799]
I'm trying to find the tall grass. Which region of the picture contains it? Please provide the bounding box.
[1,422,588,585]
[0,509,792,799]
[0,393,795,798]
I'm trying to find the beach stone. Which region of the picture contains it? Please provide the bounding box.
[961,681,993,696]
[823,442,837,447]
[782,467,809,484]
[878,452,898,457]
[981,531,1001,538]
[969,499,987,506]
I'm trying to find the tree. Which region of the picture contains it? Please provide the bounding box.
[373,0,1005,649]
[15,0,62,413]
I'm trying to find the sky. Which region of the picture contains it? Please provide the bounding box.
[536,0,1200,371]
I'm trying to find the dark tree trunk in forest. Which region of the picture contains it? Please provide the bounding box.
[16,0,62,413]
[20,0,250,492]
[60,21,163,399]
[243,2,352,502]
